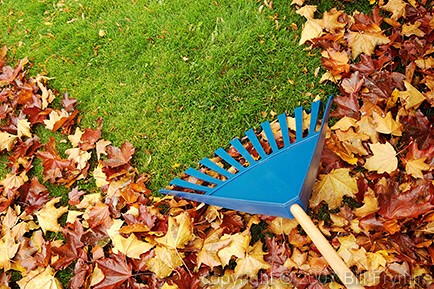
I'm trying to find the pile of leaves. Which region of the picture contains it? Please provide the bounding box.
[0,0,433,288]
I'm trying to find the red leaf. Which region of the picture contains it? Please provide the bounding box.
[19,177,50,214]
[36,137,72,183]
[378,179,434,219]
[102,142,135,168]
[94,253,132,289]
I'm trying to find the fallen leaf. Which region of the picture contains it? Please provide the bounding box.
[405,157,430,179]
[372,111,402,136]
[36,197,68,234]
[398,80,425,109]
[16,266,63,289]
[156,212,193,249]
[146,245,183,278]
[380,0,407,20]
[311,168,358,209]
[345,23,390,59]
[364,142,398,174]
[94,253,132,289]
[197,228,231,268]
[234,240,270,278]
[0,132,17,151]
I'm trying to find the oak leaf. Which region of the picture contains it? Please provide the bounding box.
[311,168,358,209]
[36,197,68,234]
[364,142,398,174]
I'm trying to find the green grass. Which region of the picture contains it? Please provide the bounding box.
[1,0,340,192]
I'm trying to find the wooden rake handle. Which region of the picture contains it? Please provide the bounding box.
[290,204,365,289]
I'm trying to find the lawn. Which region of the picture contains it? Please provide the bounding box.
[0,0,346,191]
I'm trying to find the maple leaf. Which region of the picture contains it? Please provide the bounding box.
[146,245,183,278]
[345,22,390,59]
[156,212,193,249]
[0,231,20,271]
[378,180,434,219]
[43,109,70,131]
[402,22,425,37]
[0,172,28,192]
[21,177,51,214]
[101,142,135,168]
[217,232,250,266]
[380,0,407,20]
[372,111,402,136]
[405,157,430,179]
[234,240,270,278]
[398,80,425,110]
[299,19,324,45]
[16,266,63,289]
[94,253,132,289]
[0,132,18,151]
[321,48,350,77]
[197,228,232,268]
[364,142,398,174]
[36,197,68,234]
[354,188,379,218]
[310,168,358,210]
[17,118,32,138]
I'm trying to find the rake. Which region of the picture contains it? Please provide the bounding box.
[160,96,364,289]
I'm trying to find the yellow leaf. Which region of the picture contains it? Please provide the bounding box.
[399,80,425,109]
[372,111,402,136]
[234,241,270,278]
[402,22,425,37]
[356,115,379,143]
[345,25,390,59]
[162,283,179,289]
[0,132,18,151]
[156,212,193,249]
[93,164,109,188]
[299,18,324,45]
[405,157,430,179]
[267,217,298,235]
[17,119,32,138]
[415,56,434,69]
[111,233,154,259]
[68,127,84,147]
[322,8,347,33]
[197,229,232,268]
[364,142,398,174]
[0,172,28,191]
[43,109,69,131]
[331,116,358,131]
[17,266,63,289]
[296,5,317,19]
[36,197,68,234]
[354,188,379,217]
[0,232,19,271]
[310,168,358,210]
[65,148,91,170]
[90,263,104,287]
[146,245,183,278]
[218,232,250,266]
[380,0,407,20]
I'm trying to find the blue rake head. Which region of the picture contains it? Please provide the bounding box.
[160,96,333,219]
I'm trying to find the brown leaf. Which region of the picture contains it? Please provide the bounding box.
[94,253,132,289]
